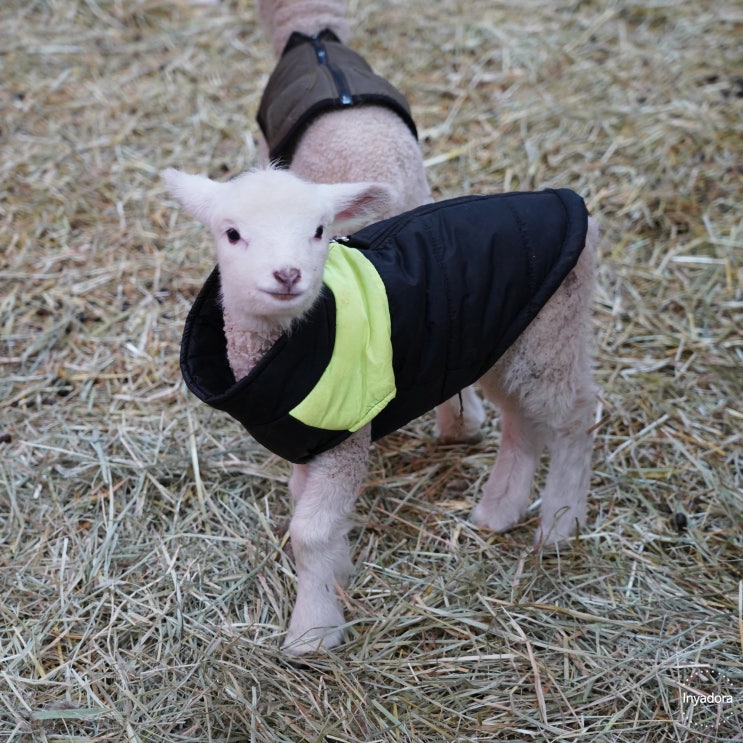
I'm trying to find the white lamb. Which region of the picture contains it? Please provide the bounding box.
[254,0,486,441]
[164,165,599,655]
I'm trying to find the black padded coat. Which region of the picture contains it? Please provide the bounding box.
[180,189,589,464]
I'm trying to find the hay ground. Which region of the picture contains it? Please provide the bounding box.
[1,0,741,740]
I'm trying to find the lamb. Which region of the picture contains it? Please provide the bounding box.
[254,0,486,442]
[164,165,599,655]
[254,0,430,217]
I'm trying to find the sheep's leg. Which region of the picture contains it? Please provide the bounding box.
[283,426,370,655]
[470,398,544,532]
[533,392,594,546]
[471,371,595,544]
[435,385,486,443]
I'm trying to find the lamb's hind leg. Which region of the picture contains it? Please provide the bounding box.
[283,426,370,655]
[471,378,594,545]
[535,389,595,546]
[470,396,545,532]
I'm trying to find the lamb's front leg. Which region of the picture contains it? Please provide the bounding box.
[283,426,371,655]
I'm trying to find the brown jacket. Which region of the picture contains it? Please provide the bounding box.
[257,29,418,166]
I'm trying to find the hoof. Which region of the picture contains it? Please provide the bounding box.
[470,500,526,534]
[283,625,344,656]
[438,429,484,446]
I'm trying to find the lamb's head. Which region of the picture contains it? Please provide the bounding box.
[162,167,394,332]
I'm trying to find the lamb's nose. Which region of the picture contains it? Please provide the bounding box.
[273,268,301,291]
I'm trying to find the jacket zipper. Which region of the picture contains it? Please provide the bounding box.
[311,35,353,105]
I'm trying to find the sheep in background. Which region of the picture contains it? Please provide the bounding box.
[254,0,429,218]
[164,165,599,655]
[254,0,485,441]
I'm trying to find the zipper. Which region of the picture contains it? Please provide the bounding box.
[311,34,353,105]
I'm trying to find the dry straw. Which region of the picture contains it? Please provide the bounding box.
[1,0,741,741]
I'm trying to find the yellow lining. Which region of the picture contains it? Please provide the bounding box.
[289,242,396,431]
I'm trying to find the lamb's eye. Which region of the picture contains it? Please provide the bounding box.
[314,225,324,240]
[226,228,241,244]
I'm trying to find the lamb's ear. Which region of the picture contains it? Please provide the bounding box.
[322,182,398,227]
[161,168,221,226]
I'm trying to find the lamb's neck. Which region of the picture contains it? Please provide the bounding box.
[262,0,350,58]
[223,309,285,382]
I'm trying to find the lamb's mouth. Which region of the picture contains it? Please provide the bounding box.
[265,290,304,302]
